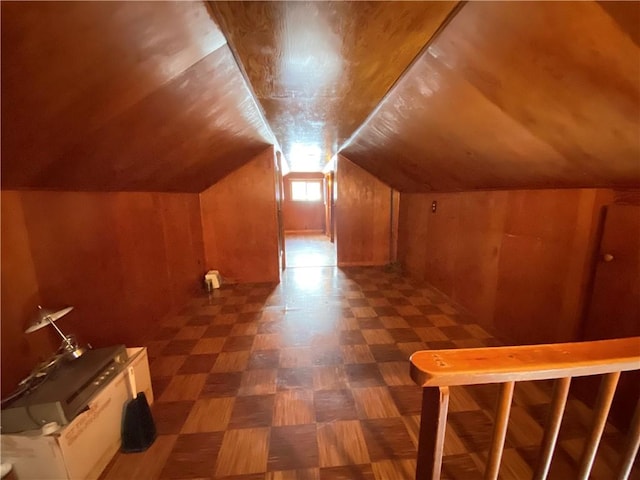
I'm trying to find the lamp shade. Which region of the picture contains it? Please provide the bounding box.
[25,306,74,333]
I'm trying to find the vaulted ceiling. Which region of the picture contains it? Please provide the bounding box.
[2,1,639,193]
[209,1,458,172]
[1,2,273,192]
[342,1,640,191]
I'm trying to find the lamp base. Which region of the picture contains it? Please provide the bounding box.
[59,335,90,360]
[64,345,88,360]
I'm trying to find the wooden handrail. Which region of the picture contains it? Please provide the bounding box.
[410,337,640,387]
[409,337,640,480]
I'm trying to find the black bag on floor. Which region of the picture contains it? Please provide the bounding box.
[121,366,156,453]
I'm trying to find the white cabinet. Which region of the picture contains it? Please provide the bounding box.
[1,347,153,480]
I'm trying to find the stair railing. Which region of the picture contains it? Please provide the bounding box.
[409,337,640,480]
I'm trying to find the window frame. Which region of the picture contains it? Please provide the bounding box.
[289,179,323,202]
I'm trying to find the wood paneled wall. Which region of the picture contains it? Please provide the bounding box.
[336,156,394,266]
[1,190,205,395]
[200,148,280,284]
[1,192,58,395]
[398,189,615,345]
[283,172,325,232]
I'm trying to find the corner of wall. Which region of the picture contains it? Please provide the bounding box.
[335,156,394,266]
[1,191,57,395]
[199,148,280,283]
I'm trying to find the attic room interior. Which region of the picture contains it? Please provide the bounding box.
[1,1,639,479]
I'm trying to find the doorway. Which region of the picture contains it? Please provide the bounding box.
[578,204,640,430]
[282,172,336,268]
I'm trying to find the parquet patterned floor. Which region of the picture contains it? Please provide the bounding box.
[101,266,638,480]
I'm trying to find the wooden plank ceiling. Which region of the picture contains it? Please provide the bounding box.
[1,2,274,192]
[208,1,457,172]
[1,1,638,193]
[341,1,640,191]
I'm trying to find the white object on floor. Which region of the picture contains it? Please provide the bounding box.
[41,422,60,436]
[205,270,222,290]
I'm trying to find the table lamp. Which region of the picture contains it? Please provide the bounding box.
[25,306,88,360]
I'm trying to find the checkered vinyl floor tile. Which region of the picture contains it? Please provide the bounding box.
[101,266,638,480]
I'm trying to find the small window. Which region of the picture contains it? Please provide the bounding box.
[291,180,322,201]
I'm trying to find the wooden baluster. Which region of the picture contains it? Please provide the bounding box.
[616,398,640,480]
[484,381,515,480]
[533,377,572,480]
[577,371,621,479]
[409,339,640,480]
[415,386,450,480]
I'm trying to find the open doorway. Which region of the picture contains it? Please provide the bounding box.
[282,172,336,267]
